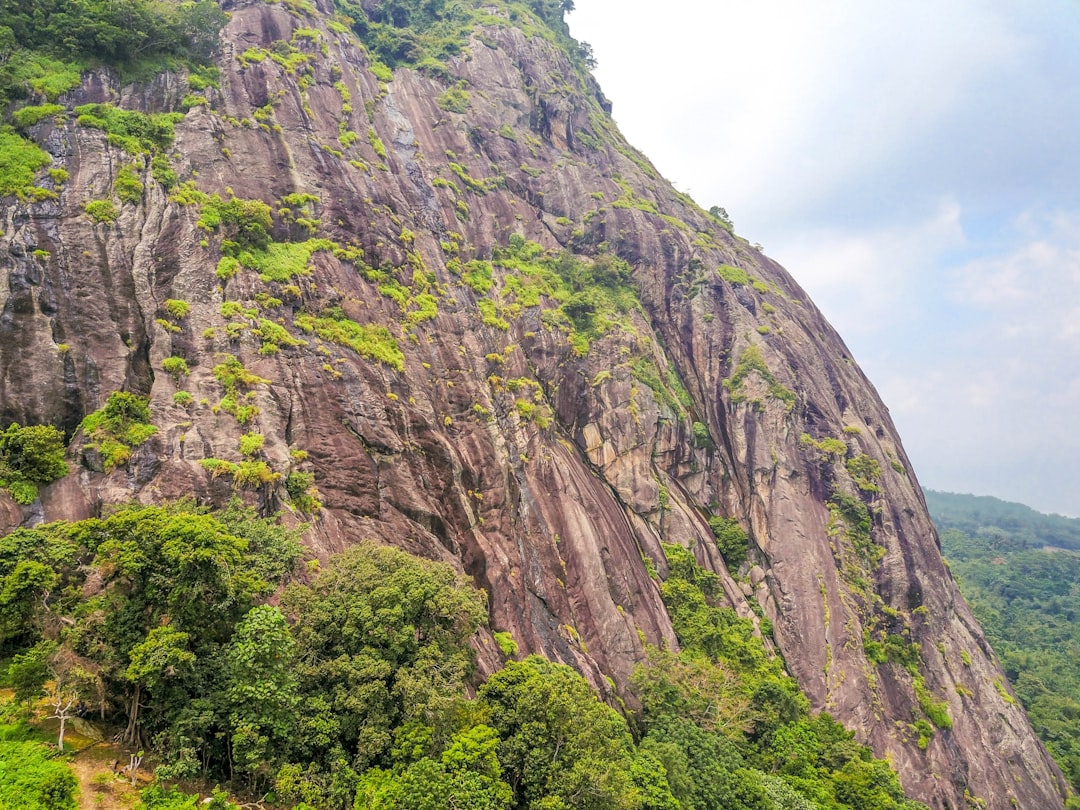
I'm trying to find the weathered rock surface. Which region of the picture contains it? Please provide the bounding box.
[0,2,1068,808]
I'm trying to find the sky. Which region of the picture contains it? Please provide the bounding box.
[568,0,1080,517]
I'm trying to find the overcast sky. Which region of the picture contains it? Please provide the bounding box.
[568,0,1080,517]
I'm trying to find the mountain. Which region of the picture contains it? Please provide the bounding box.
[926,489,1080,551]
[0,1,1069,807]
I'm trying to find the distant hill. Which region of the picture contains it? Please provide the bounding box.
[929,490,1080,795]
[925,489,1080,551]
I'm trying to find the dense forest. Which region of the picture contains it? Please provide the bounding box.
[927,491,1080,797]
[0,502,929,809]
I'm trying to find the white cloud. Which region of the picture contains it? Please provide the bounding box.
[764,198,965,338]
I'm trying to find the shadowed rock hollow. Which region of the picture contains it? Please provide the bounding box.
[0,1,1068,807]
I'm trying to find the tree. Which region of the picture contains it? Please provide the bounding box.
[46,651,100,752]
[225,605,298,788]
[282,543,487,772]
[0,423,67,485]
[479,656,640,810]
[7,639,56,714]
[124,625,196,745]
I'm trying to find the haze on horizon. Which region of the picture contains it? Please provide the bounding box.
[568,0,1080,518]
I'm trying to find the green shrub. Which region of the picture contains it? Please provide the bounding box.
[708,516,750,570]
[691,421,714,450]
[914,678,952,729]
[73,103,183,154]
[294,313,404,371]
[437,84,470,113]
[162,356,190,379]
[0,728,78,809]
[150,154,177,189]
[239,432,265,457]
[285,471,321,514]
[717,264,750,286]
[116,164,144,204]
[84,199,118,223]
[369,61,394,82]
[0,423,68,503]
[213,355,269,392]
[197,194,274,250]
[236,239,335,282]
[173,391,194,407]
[216,256,241,280]
[0,132,52,199]
[164,299,190,319]
[80,391,157,471]
[11,104,64,129]
[494,630,518,657]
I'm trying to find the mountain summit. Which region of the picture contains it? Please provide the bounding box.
[0,1,1068,807]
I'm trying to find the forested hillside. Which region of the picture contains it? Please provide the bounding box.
[1,504,928,809]
[928,491,1080,798]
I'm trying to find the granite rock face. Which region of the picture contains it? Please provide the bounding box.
[0,2,1068,807]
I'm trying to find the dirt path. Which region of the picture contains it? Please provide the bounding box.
[68,742,143,809]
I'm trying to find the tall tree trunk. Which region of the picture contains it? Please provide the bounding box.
[124,683,141,745]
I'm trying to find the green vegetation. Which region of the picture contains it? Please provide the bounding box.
[74,104,183,154]
[724,345,796,410]
[718,264,750,285]
[0,132,52,199]
[0,423,68,504]
[437,82,470,113]
[477,234,641,356]
[238,239,335,282]
[931,491,1080,794]
[0,502,301,781]
[161,355,190,380]
[330,0,592,82]
[926,488,1080,551]
[708,516,750,570]
[80,391,157,471]
[0,497,929,809]
[84,198,118,223]
[295,311,405,371]
[284,471,321,514]
[116,164,144,204]
[846,454,881,493]
[0,723,77,809]
[640,543,928,810]
[0,0,225,124]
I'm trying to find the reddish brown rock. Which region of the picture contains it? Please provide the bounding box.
[0,3,1067,808]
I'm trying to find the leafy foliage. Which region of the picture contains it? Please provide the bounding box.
[0,423,68,504]
[0,723,77,810]
[0,132,53,199]
[80,391,157,470]
[933,491,1080,794]
[332,0,587,80]
[641,543,928,810]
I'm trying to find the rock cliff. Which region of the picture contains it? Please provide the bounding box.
[0,1,1068,807]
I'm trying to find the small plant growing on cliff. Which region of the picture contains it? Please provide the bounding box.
[437,83,470,113]
[286,471,321,514]
[493,631,518,657]
[161,356,190,381]
[846,454,882,493]
[239,432,265,457]
[85,199,118,224]
[115,165,143,205]
[708,516,750,570]
[0,423,69,504]
[80,392,157,471]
